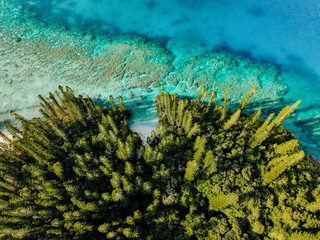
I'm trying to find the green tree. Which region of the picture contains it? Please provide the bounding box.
[0,85,319,240]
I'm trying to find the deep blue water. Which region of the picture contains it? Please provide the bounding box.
[20,0,320,75]
[19,0,320,113]
[3,0,320,157]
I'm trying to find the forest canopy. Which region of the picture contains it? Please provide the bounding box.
[0,86,319,240]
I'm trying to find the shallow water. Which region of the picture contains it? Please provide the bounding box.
[1,0,319,157]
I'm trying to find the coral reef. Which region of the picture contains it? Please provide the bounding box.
[0,86,319,239]
[0,26,173,119]
[174,51,287,107]
[0,1,287,129]
[91,39,173,90]
[1,0,320,159]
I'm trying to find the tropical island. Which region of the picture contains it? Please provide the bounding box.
[0,85,319,239]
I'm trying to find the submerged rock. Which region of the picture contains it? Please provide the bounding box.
[0,0,318,159]
[176,51,287,106]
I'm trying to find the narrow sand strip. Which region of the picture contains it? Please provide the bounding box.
[130,119,158,146]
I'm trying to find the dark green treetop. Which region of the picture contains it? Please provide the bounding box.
[0,85,319,239]
[149,86,320,239]
[0,86,146,239]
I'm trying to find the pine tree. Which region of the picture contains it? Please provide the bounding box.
[0,85,318,240]
[0,86,146,239]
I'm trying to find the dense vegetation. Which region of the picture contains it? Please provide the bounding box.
[0,86,319,239]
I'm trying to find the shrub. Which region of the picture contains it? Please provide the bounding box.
[0,86,319,239]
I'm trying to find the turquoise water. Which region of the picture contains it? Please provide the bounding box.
[1,0,319,158]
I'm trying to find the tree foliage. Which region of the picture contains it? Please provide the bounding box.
[0,85,319,239]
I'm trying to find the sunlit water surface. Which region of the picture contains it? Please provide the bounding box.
[1,0,320,157]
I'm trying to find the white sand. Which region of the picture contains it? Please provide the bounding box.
[0,130,12,144]
[0,120,158,146]
[130,119,158,145]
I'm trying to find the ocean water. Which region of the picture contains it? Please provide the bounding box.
[1,0,319,157]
